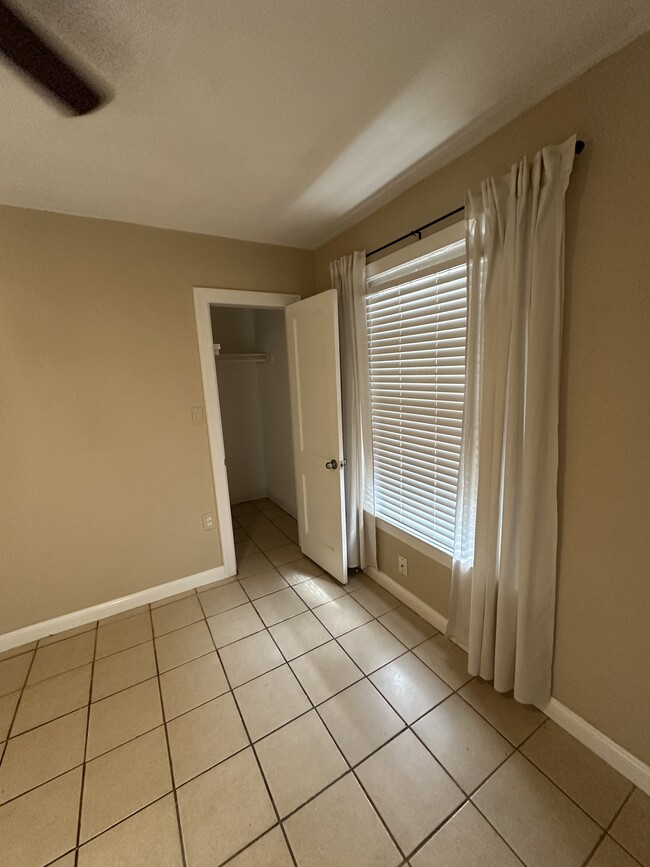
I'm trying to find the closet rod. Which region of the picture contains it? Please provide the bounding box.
[366,139,585,260]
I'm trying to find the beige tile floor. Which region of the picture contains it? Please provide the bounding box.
[0,497,648,866]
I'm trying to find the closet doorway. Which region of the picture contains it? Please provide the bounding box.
[194,289,300,577]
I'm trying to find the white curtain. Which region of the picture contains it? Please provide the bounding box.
[447,136,576,706]
[330,252,378,571]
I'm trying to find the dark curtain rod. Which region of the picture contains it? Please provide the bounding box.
[366,139,585,259]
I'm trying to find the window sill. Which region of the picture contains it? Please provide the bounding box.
[375,518,453,570]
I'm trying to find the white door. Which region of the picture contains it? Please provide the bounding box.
[286,290,347,583]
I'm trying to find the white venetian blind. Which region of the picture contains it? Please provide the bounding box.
[365,230,467,555]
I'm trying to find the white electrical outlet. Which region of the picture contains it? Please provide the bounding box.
[398,555,408,576]
[191,407,205,425]
[202,512,215,530]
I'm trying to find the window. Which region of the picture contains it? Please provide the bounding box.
[365,223,467,557]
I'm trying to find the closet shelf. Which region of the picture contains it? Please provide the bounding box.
[213,344,269,363]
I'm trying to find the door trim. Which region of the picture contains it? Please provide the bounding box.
[193,287,301,578]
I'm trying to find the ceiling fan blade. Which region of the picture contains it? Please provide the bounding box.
[0,0,105,115]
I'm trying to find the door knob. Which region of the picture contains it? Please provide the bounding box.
[325,459,338,470]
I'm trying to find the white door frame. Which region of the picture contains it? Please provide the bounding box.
[193,287,301,578]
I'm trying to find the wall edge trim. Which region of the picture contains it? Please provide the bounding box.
[0,565,229,652]
[267,493,298,520]
[540,697,650,795]
[364,566,448,633]
[364,566,649,795]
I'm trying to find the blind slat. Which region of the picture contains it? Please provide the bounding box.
[367,235,467,556]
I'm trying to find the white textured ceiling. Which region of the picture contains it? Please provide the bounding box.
[1,0,648,248]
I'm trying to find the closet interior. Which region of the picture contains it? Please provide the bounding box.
[210,304,297,565]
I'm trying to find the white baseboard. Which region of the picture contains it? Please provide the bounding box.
[230,490,297,519]
[364,566,449,634]
[0,565,229,653]
[268,493,297,520]
[230,489,268,506]
[365,566,649,795]
[541,697,650,795]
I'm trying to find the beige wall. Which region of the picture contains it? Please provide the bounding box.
[255,309,297,516]
[377,531,451,618]
[212,307,268,503]
[1,33,647,765]
[315,34,650,764]
[0,206,312,633]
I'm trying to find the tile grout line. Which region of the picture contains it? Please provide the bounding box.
[406,719,540,864]
[397,655,546,864]
[70,790,170,854]
[511,725,633,834]
[461,716,608,867]
[1,503,406,855]
[199,592,301,867]
[239,590,410,862]
[3,610,617,867]
[146,605,189,867]
[35,621,97,649]
[0,642,38,768]
[0,591,557,779]
[68,502,290,855]
[209,504,650,864]
[0,762,89,811]
[579,787,644,867]
[282,602,411,862]
[0,510,289,677]
[73,621,99,866]
[314,643,463,863]
[35,609,524,863]
[245,617,307,866]
[243,570,559,865]
[2,503,642,867]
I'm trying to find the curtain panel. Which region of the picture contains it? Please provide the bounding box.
[447,136,576,705]
[330,252,378,571]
